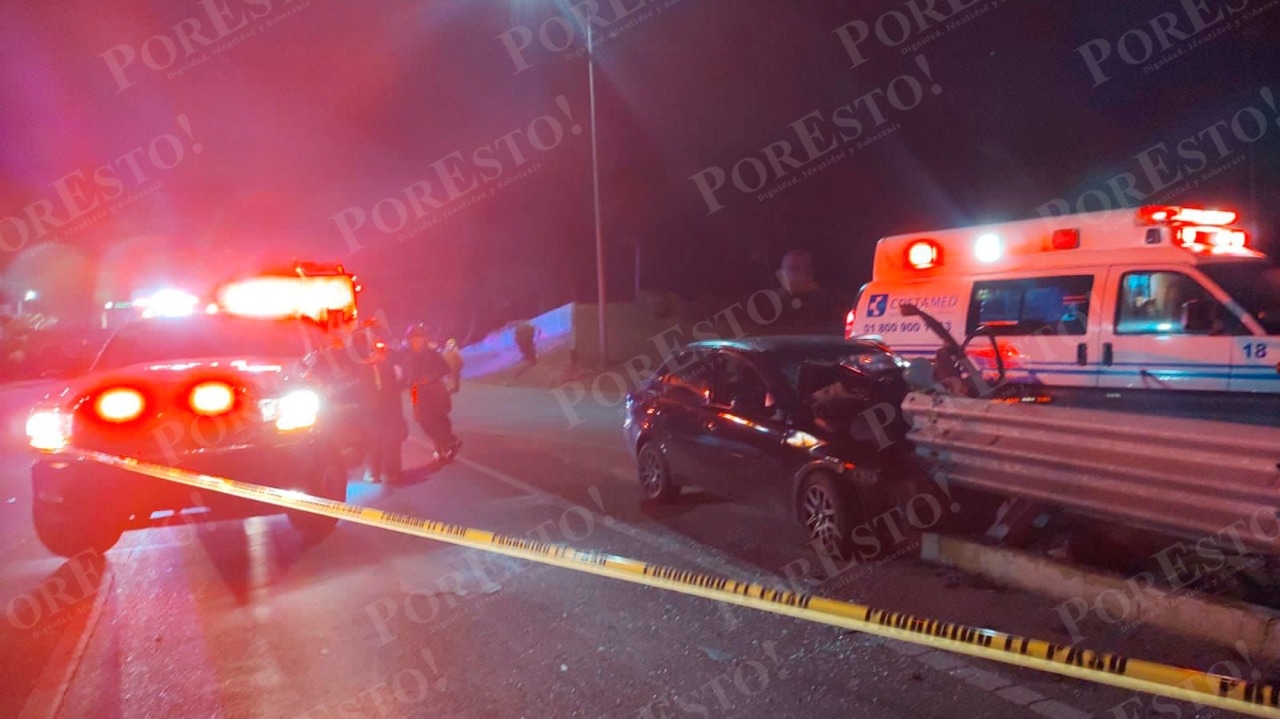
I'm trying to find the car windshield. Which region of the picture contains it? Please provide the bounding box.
[1200,259,1280,335]
[92,316,325,371]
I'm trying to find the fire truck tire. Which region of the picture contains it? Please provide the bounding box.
[289,461,348,542]
[33,501,124,558]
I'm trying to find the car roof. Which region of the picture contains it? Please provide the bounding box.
[683,335,887,354]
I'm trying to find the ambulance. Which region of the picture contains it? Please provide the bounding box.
[844,205,1280,402]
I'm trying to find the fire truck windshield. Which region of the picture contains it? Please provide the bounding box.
[92,315,327,371]
[1201,259,1280,335]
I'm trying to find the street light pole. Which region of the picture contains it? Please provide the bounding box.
[587,21,607,366]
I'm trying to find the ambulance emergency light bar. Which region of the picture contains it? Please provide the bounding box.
[216,274,356,321]
[1137,205,1238,226]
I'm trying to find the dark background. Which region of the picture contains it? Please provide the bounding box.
[1,0,1277,339]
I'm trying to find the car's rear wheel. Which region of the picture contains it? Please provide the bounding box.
[289,462,348,542]
[800,473,854,562]
[33,501,124,558]
[637,442,677,503]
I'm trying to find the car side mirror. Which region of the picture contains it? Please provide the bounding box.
[1181,299,1211,333]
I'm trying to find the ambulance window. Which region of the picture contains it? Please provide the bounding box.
[1115,271,1244,336]
[967,276,1092,336]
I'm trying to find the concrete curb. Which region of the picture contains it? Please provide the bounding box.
[921,533,1280,661]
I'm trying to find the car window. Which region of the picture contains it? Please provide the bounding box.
[1115,271,1244,336]
[710,354,773,415]
[967,275,1093,336]
[93,316,325,371]
[661,353,715,402]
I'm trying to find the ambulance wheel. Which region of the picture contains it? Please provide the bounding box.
[289,462,347,542]
[33,501,124,558]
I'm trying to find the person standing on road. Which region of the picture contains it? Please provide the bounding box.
[402,324,461,463]
[353,327,407,483]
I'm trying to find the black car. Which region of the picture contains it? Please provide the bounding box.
[25,313,352,557]
[623,336,914,559]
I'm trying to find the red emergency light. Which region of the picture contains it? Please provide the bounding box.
[1138,205,1238,226]
[1177,226,1249,254]
[905,240,941,269]
[1051,228,1080,250]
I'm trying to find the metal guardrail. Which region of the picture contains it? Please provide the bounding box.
[902,391,1280,553]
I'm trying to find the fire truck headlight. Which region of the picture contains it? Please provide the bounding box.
[27,410,72,451]
[260,390,321,432]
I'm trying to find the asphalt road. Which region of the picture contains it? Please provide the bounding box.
[0,380,1253,718]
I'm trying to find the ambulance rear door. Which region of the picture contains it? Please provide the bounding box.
[1097,265,1243,391]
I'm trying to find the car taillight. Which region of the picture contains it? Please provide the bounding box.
[844,309,856,339]
[95,388,145,422]
[27,410,72,451]
[190,381,235,415]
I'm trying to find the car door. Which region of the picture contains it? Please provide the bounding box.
[652,351,719,486]
[1098,267,1243,391]
[694,352,795,509]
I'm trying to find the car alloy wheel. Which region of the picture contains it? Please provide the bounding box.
[638,443,677,502]
[801,474,853,561]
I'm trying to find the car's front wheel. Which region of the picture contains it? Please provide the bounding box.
[33,501,125,558]
[289,462,348,542]
[799,473,854,561]
[637,442,678,503]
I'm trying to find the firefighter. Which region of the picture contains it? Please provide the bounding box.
[402,324,461,462]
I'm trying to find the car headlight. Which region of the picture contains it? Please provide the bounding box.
[259,389,321,432]
[27,410,72,451]
[851,352,900,373]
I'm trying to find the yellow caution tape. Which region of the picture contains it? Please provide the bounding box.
[72,448,1280,717]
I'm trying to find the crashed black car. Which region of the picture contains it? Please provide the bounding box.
[25,313,352,557]
[623,336,916,559]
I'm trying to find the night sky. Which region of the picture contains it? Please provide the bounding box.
[2,0,1278,336]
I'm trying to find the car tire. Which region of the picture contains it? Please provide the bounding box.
[33,501,124,558]
[637,442,678,503]
[289,462,347,542]
[799,473,854,562]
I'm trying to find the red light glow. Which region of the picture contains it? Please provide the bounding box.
[906,240,941,269]
[1138,206,1238,226]
[96,388,145,422]
[190,382,235,415]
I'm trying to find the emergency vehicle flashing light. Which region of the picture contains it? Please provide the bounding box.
[1138,205,1237,226]
[217,275,356,322]
[1178,226,1248,254]
[906,240,941,269]
[974,234,1003,263]
[136,289,199,318]
[95,387,146,423]
[190,381,235,415]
